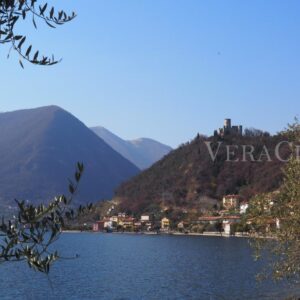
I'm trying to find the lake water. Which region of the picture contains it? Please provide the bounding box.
[0,233,299,300]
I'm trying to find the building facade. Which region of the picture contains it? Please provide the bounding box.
[222,195,240,210]
[214,118,243,137]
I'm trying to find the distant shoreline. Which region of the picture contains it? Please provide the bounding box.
[62,230,250,238]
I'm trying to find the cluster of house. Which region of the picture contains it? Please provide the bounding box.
[92,213,171,233]
[93,213,155,232]
[92,195,251,235]
[197,195,249,235]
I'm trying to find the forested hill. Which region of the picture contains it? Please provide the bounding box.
[114,132,290,213]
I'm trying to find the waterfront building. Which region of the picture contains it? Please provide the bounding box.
[198,216,221,225]
[161,217,170,230]
[104,218,114,230]
[140,215,153,230]
[122,217,135,231]
[223,222,232,235]
[93,221,105,232]
[134,222,142,231]
[177,221,189,231]
[222,215,241,235]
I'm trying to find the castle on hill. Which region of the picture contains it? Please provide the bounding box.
[214,119,243,137]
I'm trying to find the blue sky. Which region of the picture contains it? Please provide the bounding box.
[1,0,300,147]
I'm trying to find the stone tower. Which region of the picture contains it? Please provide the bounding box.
[238,125,243,135]
[224,118,231,129]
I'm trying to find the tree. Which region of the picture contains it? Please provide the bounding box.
[244,127,270,137]
[215,221,223,233]
[0,2,84,275]
[247,119,300,281]
[0,0,76,67]
[0,163,92,274]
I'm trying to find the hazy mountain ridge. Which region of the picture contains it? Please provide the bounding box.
[0,106,139,207]
[91,126,172,169]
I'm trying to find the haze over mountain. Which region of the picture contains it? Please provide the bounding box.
[0,106,139,208]
[91,126,172,169]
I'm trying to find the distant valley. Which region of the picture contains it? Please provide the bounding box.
[91,126,172,170]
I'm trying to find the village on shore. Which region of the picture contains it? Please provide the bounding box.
[90,119,281,237]
[92,195,255,236]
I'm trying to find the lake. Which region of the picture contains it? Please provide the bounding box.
[0,233,298,300]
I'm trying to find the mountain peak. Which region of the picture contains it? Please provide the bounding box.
[0,107,139,207]
[0,105,64,115]
[91,126,172,170]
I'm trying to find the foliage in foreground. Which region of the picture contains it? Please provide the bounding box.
[0,162,91,274]
[247,120,300,282]
[0,0,75,66]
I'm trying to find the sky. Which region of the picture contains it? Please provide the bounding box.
[1,0,300,148]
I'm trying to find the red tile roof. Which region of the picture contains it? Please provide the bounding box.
[223,194,240,199]
[223,215,241,220]
[198,215,241,221]
[198,216,222,221]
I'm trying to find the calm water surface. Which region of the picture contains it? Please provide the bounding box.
[0,233,299,300]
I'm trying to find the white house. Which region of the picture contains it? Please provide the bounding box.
[223,223,232,235]
[222,216,241,235]
[240,201,249,214]
[110,216,118,222]
[104,219,114,230]
[141,215,150,222]
[222,195,240,209]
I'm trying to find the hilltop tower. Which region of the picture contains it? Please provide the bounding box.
[224,119,231,129]
[215,118,243,137]
[238,125,243,135]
